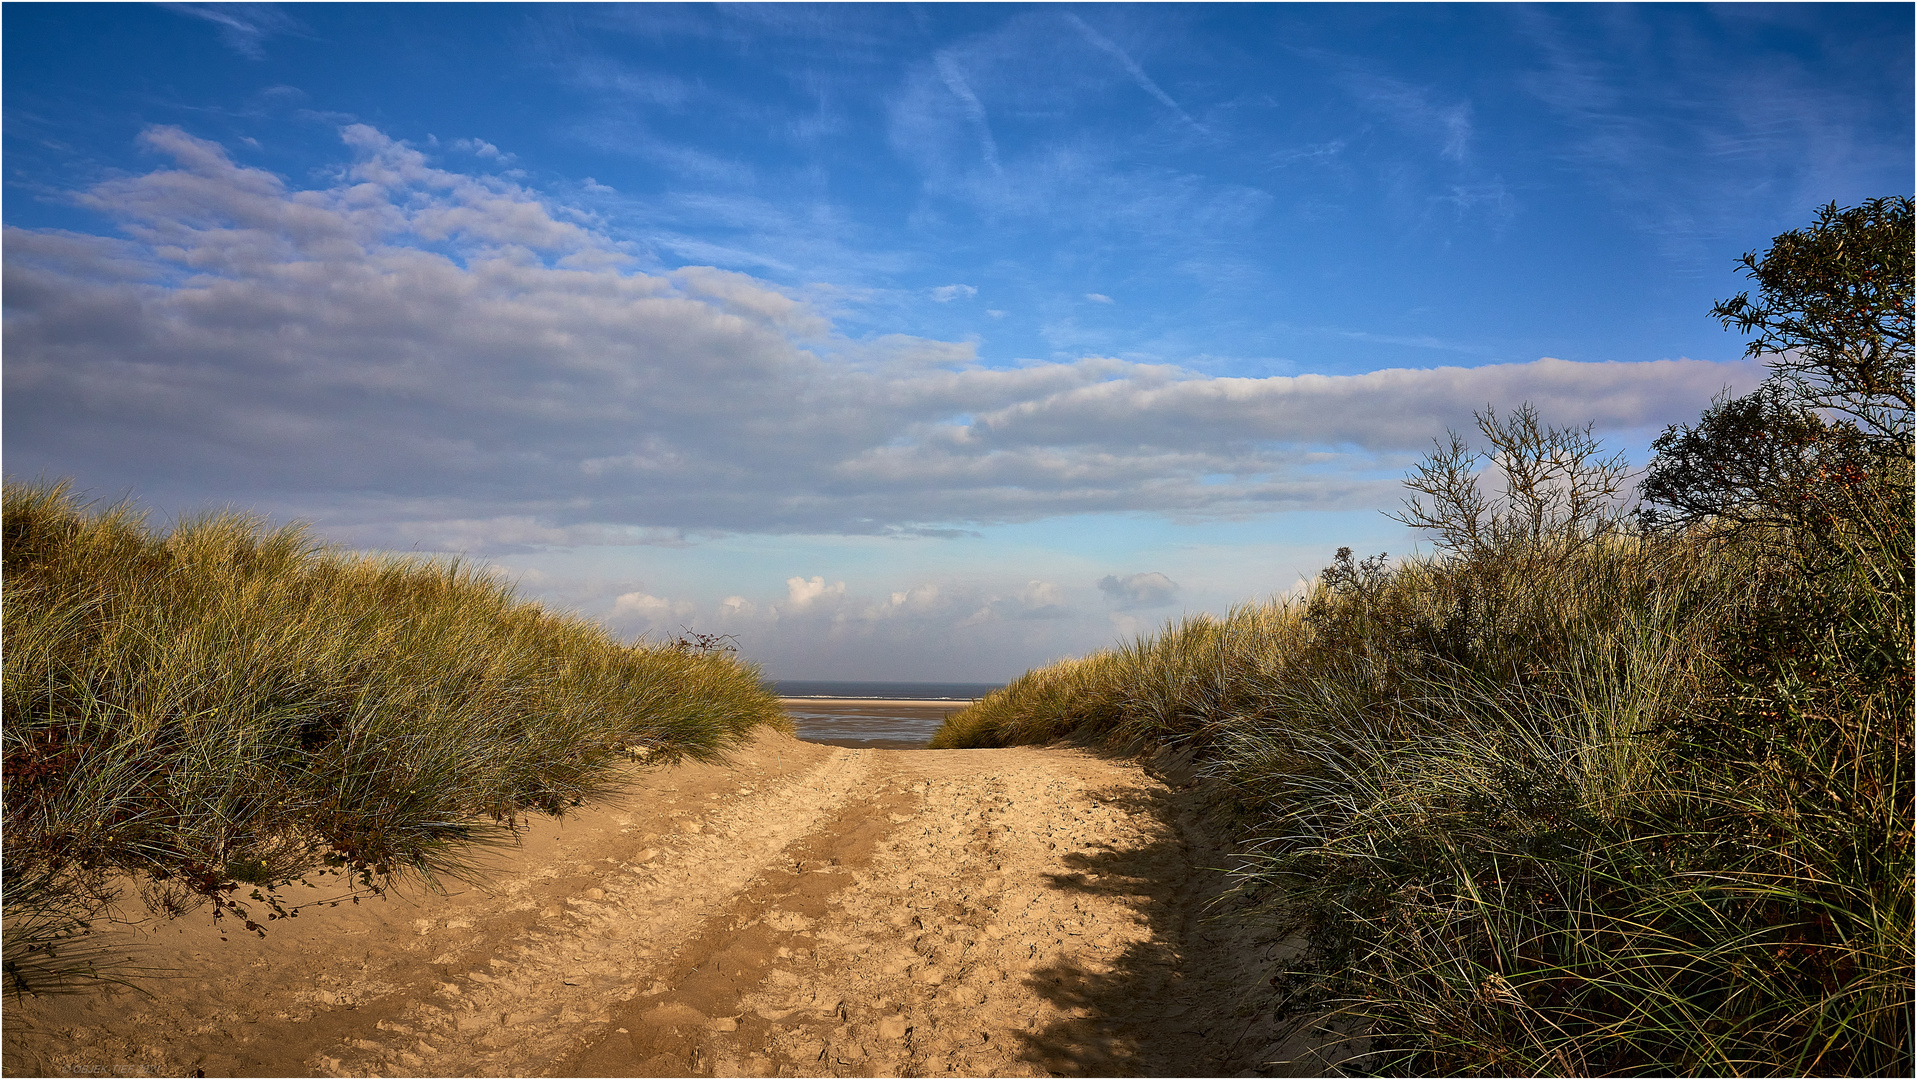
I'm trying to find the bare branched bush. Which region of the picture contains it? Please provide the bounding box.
[1390,403,1631,561]
[934,201,1913,1074]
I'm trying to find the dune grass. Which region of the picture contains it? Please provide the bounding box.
[933,430,1912,1073]
[928,599,1298,752]
[3,479,786,994]
[1231,498,1910,1075]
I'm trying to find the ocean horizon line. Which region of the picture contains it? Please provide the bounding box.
[769,679,1004,702]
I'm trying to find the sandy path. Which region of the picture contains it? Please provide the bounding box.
[3,731,1345,1077]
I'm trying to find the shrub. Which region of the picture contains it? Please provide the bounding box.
[1245,478,1909,1076]
[929,197,1915,1073]
[933,419,1907,1075]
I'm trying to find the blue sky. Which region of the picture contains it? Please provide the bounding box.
[5,3,1911,680]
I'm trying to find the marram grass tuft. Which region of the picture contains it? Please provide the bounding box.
[3,479,787,994]
[933,477,1911,1075]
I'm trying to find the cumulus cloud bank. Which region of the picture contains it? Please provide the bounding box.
[3,126,1762,552]
[1097,571,1179,608]
[592,568,1084,677]
[612,589,693,622]
[785,575,848,609]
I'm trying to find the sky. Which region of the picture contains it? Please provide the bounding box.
[4,3,1911,681]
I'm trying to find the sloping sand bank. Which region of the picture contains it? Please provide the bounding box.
[3,731,1350,1077]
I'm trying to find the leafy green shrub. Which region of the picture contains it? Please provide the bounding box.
[1243,480,1909,1076]
[1708,196,1911,452]
[935,199,1913,1074]
[1643,195,1913,552]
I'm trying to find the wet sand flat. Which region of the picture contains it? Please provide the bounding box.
[777,699,963,749]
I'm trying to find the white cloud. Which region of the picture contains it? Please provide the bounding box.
[672,265,830,337]
[452,138,510,161]
[931,284,978,302]
[629,567,1098,676]
[653,568,1109,679]
[957,579,1073,625]
[1085,292,1114,304]
[960,356,1755,453]
[161,3,304,60]
[1015,580,1071,619]
[2,126,1764,553]
[1097,571,1178,608]
[933,52,1001,172]
[1063,13,1202,130]
[785,575,847,609]
[612,589,695,622]
[885,583,942,611]
[716,571,1075,638]
[336,517,688,553]
[1346,71,1474,163]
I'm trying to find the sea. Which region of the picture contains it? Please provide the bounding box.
[770,680,1003,750]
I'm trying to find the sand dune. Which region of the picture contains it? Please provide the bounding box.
[3,730,1350,1077]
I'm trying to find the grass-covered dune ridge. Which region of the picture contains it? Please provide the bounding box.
[937,429,1912,1074]
[934,200,1914,1074]
[3,480,785,991]
[932,526,1746,764]
[934,407,1749,761]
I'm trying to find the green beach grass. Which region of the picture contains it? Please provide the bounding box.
[2,479,787,994]
[934,435,1911,1074]
[932,200,1913,1073]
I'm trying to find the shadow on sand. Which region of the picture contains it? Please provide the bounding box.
[1007,757,1361,1077]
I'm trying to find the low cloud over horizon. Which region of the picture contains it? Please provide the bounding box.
[5,126,1762,557]
[5,4,1903,680]
[1098,572,1179,608]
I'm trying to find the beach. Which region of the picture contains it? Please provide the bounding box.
[776,698,965,749]
[2,729,1341,1077]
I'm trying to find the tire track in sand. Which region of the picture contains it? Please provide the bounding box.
[315,744,876,1077]
[557,743,1327,1077]
[3,731,1343,1077]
